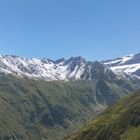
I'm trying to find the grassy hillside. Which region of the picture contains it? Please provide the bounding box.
[0,74,139,140]
[68,89,140,140]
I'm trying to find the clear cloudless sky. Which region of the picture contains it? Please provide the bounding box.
[0,0,140,61]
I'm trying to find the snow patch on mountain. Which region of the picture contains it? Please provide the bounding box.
[104,53,140,77]
[104,54,135,66]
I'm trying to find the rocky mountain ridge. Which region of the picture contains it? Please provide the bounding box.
[0,52,140,81]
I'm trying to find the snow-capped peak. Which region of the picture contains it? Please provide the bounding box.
[104,54,135,66]
[0,55,88,81]
[104,52,140,77]
[0,52,140,81]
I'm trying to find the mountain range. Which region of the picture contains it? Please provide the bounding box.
[0,52,140,81]
[0,52,140,140]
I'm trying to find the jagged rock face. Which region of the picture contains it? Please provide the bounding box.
[81,61,116,81]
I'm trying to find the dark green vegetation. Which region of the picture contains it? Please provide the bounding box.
[0,74,140,140]
[68,89,140,140]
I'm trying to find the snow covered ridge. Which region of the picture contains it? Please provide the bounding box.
[104,52,140,77]
[0,55,88,81]
[0,52,140,81]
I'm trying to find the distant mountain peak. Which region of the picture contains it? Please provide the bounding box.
[0,52,140,81]
[103,52,140,77]
[0,54,98,81]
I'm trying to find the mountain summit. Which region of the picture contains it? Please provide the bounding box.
[104,52,140,77]
[0,52,140,81]
[0,55,111,81]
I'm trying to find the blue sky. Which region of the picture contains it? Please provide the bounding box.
[0,0,140,61]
